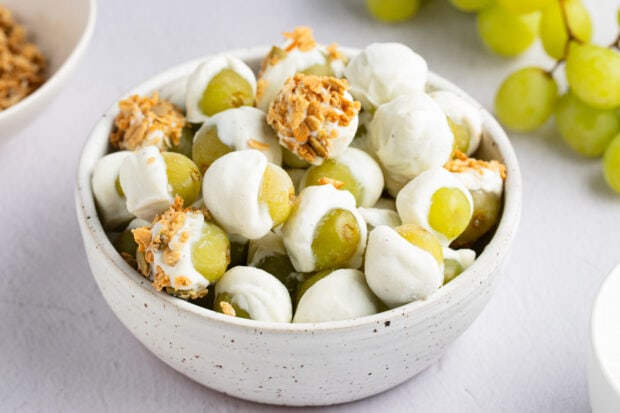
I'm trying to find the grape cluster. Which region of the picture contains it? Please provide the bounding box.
[365,0,620,193]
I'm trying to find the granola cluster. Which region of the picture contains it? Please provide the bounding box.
[0,6,46,110]
[445,150,507,180]
[110,92,185,151]
[266,73,360,163]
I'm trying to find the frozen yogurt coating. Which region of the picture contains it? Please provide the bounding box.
[132,200,220,299]
[344,42,428,112]
[109,92,185,152]
[281,184,367,273]
[267,73,360,165]
[256,26,347,112]
[194,106,282,165]
[445,151,506,195]
[293,269,380,323]
[396,167,473,246]
[185,55,256,123]
[365,225,443,308]
[215,266,292,323]
[92,151,134,230]
[119,145,173,221]
[368,92,454,196]
[429,90,483,156]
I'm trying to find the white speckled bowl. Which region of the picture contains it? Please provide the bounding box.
[589,262,620,413]
[75,47,522,406]
[0,0,95,141]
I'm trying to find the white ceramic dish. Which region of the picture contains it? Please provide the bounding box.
[0,0,96,141]
[75,47,522,406]
[589,262,620,413]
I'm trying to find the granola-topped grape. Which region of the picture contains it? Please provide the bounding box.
[186,55,256,123]
[267,73,361,165]
[301,147,384,207]
[214,266,292,322]
[132,199,230,300]
[203,150,294,239]
[282,184,367,273]
[445,153,506,248]
[256,27,347,111]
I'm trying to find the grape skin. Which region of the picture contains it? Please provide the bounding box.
[366,0,421,22]
[603,133,620,193]
[540,0,592,60]
[555,92,620,157]
[498,0,555,14]
[449,0,494,13]
[565,43,620,110]
[495,67,558,132]
[477,5,540,57]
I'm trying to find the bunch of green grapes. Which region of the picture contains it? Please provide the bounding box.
[487,1,620,193]
[366,0,620,193]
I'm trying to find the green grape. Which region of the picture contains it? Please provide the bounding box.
[565,43,620,110]
[191,222,231,282]
[114,176,124,198]
[228,239,249,268]
[304,160,363,206]
[366,0,421,22]
[555,92,620,157]
[161,152,202,205]
[169,124,198,159]
[444,259,465,284]
[312,209,362,271]
[453,190,502,248]
[498,0,554,14]
[428,187,472,241]
[255,254,303,299]
[494,67,558,132]
[199,68,254,117]
[295,269,333,304]
[282,147,310,168]
[477,5,540,57]
[540,0,592,60]
[192,125,232,173]
[258,163,295,227]
[449,0,495,12]
[447,117,471,155]
[113,229,138,259]
[301,61,333,77]
[213,292,251,319]
[394,224,443,264]
[603,133,620,193]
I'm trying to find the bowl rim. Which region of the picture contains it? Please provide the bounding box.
[76,45,522,333]
[590,262,620,396]
[0,0,97,123]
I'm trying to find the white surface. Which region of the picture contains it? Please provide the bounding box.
[589,263,620,413]
[0,0,618,411]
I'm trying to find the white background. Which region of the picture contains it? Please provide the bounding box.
[1,0,619,411]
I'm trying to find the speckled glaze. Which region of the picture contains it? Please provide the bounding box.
[75,47,522,406]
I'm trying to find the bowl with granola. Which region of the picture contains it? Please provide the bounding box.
[0,0,95,141]
[76,27,522,405]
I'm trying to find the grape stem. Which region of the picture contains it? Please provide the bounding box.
[558,0,580,60]
[610,32,620,49]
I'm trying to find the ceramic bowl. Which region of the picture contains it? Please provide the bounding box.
[75,47,522,406]
[0,0,96,141]
[589,262,620,413]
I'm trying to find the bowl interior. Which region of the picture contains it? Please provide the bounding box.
[0,0,95,133]
[76,46,522,332]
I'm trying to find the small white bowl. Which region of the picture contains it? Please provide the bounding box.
[589,262,620,413]
[75,47,522,406]
[0,0,96,141]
